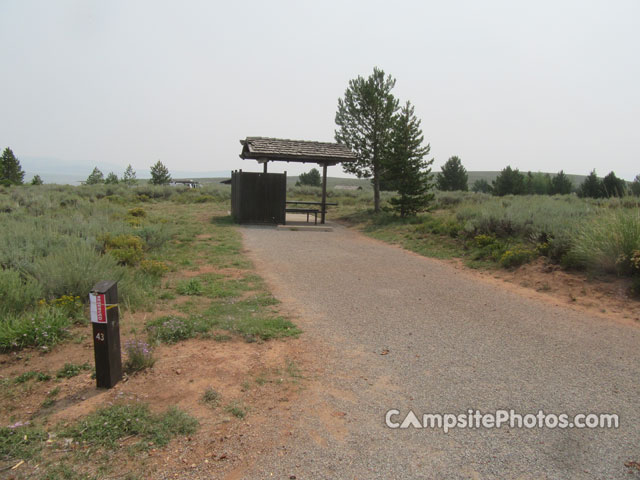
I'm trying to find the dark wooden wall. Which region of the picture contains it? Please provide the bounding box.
[231,170,286,224]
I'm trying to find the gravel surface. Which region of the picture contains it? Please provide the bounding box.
[239,222,639,480]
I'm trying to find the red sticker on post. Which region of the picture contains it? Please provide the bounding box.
[90,293,107,324]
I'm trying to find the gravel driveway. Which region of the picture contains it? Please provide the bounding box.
[239,222,639,479]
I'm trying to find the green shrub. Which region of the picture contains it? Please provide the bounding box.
[146,315,198,344]
[139,259,169,277]
[102,234,145,266]
[123,340,155,373]
[0,306,71,351]
[135,225,172,250]
[414,216,462,237]
[474,234,496,247]
[29,241,125,299]
[0,268,43,315]
[128,207,147,217]
[630,250,640,274]
[499,246,536,268]
[42,294,85,323]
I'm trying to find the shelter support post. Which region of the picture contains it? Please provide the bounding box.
[263,161,268,173]
[321,163,328,224]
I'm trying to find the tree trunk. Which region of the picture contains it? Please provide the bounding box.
[373,173,381,213]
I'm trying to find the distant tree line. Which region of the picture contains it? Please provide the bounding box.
[482,167,633,198]
[432,154,638,199]
[85,161,172,186]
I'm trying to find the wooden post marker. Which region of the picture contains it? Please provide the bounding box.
[90,281,122,389]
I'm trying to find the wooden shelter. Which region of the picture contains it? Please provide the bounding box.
[239,137,357,224]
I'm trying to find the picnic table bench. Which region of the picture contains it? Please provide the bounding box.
[285,201,338,225]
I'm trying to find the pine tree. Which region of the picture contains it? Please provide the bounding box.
[296,168,321,187]
[577,170,604,198]
[0,148,25,185]
[492,166,526,196]
[436,156,468,191]
[335,67,399,213]
[602,171,626,198]
[631,175,640,197]
[86,167,104,185]
[30,175,43,185]
[122,164,137,186]
[150,161,171,185]
[105,172,119,184]
[550,170,573,195]
[524,172,551,195]
[385,101,434,217]
[471,179,492,193]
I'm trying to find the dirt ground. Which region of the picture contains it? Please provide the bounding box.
[446,256,640,326]
[0,334,311,479]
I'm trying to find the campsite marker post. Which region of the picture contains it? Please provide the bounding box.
[90,281,122,389]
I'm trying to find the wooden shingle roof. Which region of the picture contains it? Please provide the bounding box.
[239,137,357,165]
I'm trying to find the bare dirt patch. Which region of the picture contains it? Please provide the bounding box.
[448,257,640,325]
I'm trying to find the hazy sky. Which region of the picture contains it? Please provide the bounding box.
[1,0,638,180]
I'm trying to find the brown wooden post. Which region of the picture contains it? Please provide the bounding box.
[90,281,122,389]
[321,163,328,224]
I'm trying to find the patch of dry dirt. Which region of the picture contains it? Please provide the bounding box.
[449,257,640,326]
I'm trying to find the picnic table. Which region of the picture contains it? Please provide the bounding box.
[285,200,338,225]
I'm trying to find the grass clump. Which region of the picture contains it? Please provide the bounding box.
[123,340,155,373]
[56,362,92,379]
[201,387,221,408]
[0,306,72,352]
[569,211,640,274]
[14,371,51,383]
[0,423,48,460]
[41,387,60,408]
[62,403,198,449]
[176,278,203,296]
[225,401,247,419]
